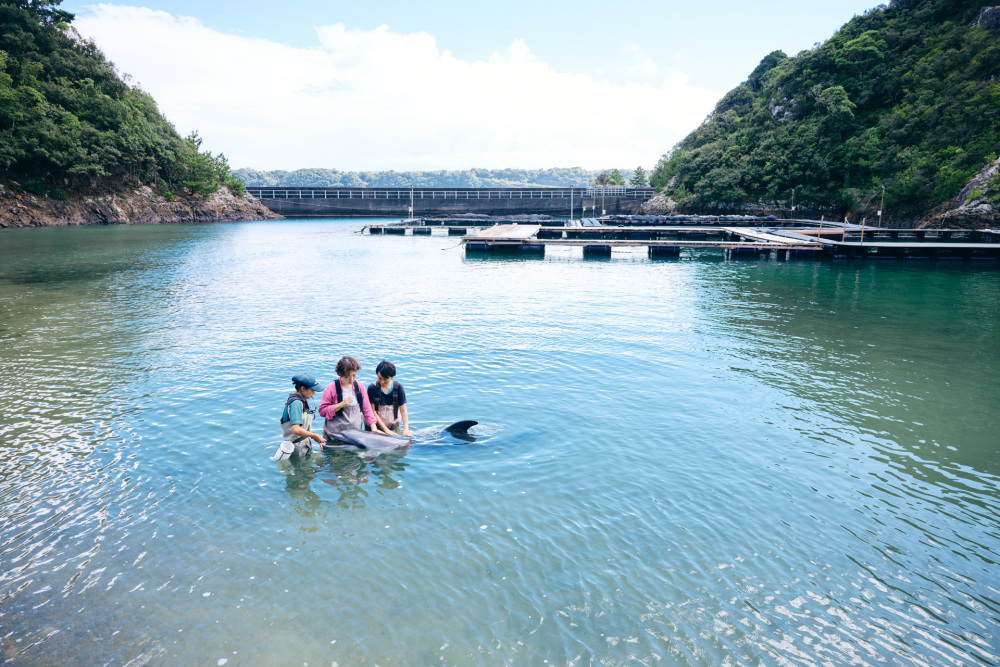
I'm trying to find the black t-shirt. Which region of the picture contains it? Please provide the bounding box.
[367,382,406,410]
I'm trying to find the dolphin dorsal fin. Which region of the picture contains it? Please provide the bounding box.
[444,420,478,435]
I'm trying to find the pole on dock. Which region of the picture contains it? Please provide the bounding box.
[842,217,848,242]
[570,188,574,221]
[860,217,866,245]
[877,185,885,229]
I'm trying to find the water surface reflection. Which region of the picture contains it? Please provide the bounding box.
[1,222,997,666]
[280,448,412,511]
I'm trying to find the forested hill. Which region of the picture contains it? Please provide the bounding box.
[0,0,240,201]
[649,0,1000,222]
[235,167,636,189]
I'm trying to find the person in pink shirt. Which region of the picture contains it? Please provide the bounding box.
[318,356,392,444]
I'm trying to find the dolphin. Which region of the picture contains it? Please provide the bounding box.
[323,420,479,451]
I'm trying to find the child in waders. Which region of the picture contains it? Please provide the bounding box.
[272,374,325,460]
[368,360,412,437]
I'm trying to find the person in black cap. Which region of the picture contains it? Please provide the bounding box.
[273,373,326,460]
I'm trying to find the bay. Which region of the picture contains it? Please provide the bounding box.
[1,219,997,665]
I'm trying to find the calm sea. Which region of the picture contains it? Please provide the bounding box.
[1,220,998,666]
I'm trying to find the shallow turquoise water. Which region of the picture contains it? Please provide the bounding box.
[0,220,998,666]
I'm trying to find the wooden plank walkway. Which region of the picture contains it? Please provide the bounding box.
[466,224,541,240]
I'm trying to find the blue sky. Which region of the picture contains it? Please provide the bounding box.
[67,1,880,171]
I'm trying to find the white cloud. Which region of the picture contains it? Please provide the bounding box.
[595,44,660,82]
[74,5,721,170]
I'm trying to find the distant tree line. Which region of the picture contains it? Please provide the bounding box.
[0,0,243,200]
[235,166,650,189]
[650,0,1000,215]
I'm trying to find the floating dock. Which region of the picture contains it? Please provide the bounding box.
[363,220,1000,261]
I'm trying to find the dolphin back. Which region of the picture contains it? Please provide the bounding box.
[326,430,410,451]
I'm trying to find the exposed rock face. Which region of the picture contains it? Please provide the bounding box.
[640,193,678,215]
[921,156,1000,229]
[0,184,281,229]
[972,6,1000,30]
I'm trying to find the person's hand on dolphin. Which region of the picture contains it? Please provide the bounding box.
[403,427,413,438]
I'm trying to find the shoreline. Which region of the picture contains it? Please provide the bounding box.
[0,183,281,229]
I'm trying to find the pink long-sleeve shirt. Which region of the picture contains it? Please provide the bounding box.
[318,379,377,426]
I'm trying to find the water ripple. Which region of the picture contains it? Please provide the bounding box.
[0,222,997,664]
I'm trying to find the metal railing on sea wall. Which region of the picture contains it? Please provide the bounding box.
[246,187,657,200]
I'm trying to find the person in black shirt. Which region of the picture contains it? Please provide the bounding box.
[367,360,412,437]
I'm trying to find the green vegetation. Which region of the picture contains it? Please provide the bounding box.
[591,169,628,187]
[630,166,648,188]
[988,173,1000,204]
[0,0,242,199]
[235,166,648,189]
[650,0,1000,216]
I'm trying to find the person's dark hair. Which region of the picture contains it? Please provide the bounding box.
[376,360,396,378]
[336,356,360,377]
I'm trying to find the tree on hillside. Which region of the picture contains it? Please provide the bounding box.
[630,166,648,187]
[608,168,626,186]
[835,31,886,79]
[747,50,788,90]
[8,0,72,25]
[815,85,856,140]
[592,172,610,186]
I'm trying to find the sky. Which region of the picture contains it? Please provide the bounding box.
[65,1,880,171]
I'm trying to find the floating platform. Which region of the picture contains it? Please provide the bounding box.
[369,216,836,229]
[364,220,1000,262]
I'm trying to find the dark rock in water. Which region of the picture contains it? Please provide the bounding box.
[422,213,554,224]
[507,214,555,221]
[594,212,781,226]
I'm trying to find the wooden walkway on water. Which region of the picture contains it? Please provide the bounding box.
[363,221,1000,261]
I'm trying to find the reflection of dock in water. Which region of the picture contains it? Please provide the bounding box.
[364,219,1000,261]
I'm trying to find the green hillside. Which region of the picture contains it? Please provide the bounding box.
[650,0,1000,218]
[0,0,240,200]
[235,167,642,189]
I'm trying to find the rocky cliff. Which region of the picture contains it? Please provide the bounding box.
[0,184,280,229]
[922,157,1000,229]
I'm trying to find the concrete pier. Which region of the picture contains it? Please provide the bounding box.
[247,186,655,217]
